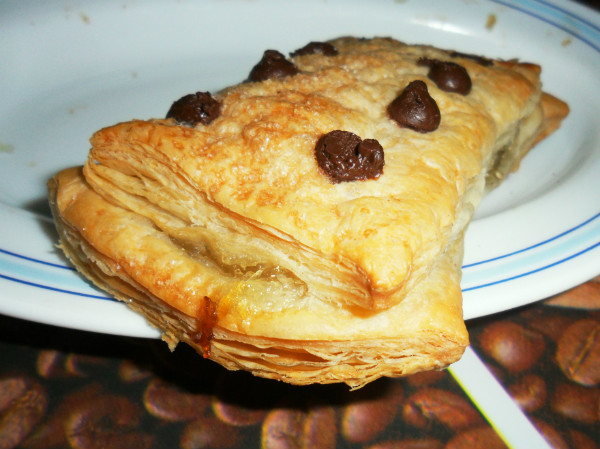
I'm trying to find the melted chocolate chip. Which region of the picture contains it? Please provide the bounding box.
[290,41,338,57]
[166,91,221,126]
[387,80,441,133]
[418,58,472,95]
[315,130,384,183]
[248,50,299,82]
[448,50,493,67]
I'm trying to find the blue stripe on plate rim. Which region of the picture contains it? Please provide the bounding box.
[461,213,600,290]
[0,273,110,300]
[488,0,600,51]
[1,0,599,302]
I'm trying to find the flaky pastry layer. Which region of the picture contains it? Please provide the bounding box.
[48,37,568,387]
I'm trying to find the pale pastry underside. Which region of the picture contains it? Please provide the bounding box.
[48,37,568,388]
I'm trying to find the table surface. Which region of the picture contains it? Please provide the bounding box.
[2,276,599,449]
[2,1,599,448]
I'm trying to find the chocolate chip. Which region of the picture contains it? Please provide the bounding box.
[166,91,221,126]
[448,50,493,67]
[315,130,384,183]
[248,50,299,82]
[290,41,338,57]
[387,80,441,133]
[418,58,472,95]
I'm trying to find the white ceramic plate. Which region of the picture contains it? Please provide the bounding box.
[1,0,599,338]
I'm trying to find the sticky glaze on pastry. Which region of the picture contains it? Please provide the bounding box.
[48,37,568,388]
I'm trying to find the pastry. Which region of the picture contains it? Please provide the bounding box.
[48,37,568,388]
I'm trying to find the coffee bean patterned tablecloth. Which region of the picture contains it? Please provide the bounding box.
[1,276,599,449]
[2,0,600,447]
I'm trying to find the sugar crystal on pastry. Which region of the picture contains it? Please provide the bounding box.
[48,37,568,388]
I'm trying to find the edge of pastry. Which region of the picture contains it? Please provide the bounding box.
[48,37,568,388]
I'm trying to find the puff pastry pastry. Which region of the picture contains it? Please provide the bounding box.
[48,37,568,388]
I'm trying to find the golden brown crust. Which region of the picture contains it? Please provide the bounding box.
[48,37,567,387]
[82,38,550,310]
[49,167,469,388]
[534,92,570,146]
